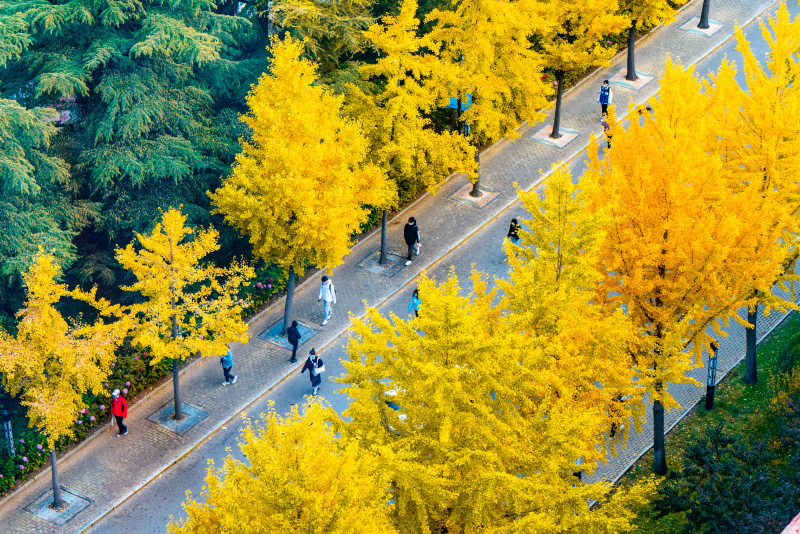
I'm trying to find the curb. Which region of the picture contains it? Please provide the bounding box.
[18,0,777,530]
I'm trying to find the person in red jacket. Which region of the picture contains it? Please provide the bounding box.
[111,389,128,437]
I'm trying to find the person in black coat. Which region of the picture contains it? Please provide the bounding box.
[301,348,325,396]
[403,216,420,266]
[286,320,301,362]
[507,218,521,245]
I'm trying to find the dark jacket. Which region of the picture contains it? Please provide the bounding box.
[287,324,301,345]
[507,221,520,240]
[111,396,128,418]
[301,356,324,387]
[404,222,420,245]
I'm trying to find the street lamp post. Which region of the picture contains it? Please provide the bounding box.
[705,341,719,410]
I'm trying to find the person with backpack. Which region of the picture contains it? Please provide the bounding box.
[110,389,128,437]
[597,80,613,116]
[287,320,302,363]
[220,348,237,386]
[301,348,325,396]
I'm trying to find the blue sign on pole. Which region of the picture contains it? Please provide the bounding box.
[446,93,472,110]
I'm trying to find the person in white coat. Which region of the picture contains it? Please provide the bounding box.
[318,275,336,326]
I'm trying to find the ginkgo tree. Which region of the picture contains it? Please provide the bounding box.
[585,62,791,475]
[618,0,686,82]
[338,270,654,532]
[345,0,475,264]
[0,252,127,508]
[500,166,644,450]
[704,3,800,384]
[426,0,551,196]
[211,36,393,334]
[167,400,397,534]
[116,208,253,420]
[537,0,627,138]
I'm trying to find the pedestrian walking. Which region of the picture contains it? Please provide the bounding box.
[597,80,613,116]
[220,348,237,386]
[301,348,325,396]
[110,389,128,437]
[404,217,420,266]
[318,276,336,326]
[507,218,521,245]
[408,288,421,317]
[601,118,611,149]
[287,320,302,362]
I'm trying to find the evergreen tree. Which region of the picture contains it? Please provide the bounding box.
[0,0,268,306]
[0,27,94,325]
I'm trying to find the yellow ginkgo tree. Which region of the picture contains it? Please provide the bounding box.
[537,0,626,138]
[585,61,791,475]
[345,0,475,263]
[0,252,127,508]
[211,36,393,333]
[500,166,643,450]
[618,0,687,82]
[426,0,552,196]
[338,270,654,533]
[116,208,253,420]
[167,400,397,534]
[704,3,800,384]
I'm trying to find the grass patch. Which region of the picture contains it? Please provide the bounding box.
[621,311,800,533]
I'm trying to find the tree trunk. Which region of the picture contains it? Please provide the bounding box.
[652,396,667,475]
[469,150,481,197]
[171,311,183,420]
[744,302,758,384]
[550,70,565,139]
[698,0,712,29]
[172,357,183,420]
[50,448,63,508]
[626,21,638,81]
[280,266,296,336]
[379,210,388,265]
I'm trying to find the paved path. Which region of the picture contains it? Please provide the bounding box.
[0,0,788,532]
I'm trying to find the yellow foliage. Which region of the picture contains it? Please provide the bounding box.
[619,0,687,27]
[704,3,800,298]
[500,167,644,450]
[211,36,393,276]
[339,269,653,533]
[585,59,791,409]
[536,0,627,74]
[115,208,253,366]
[167,401,397,534]
[345,0,475,200]
[426,0,552,145]
[0,252,127,448]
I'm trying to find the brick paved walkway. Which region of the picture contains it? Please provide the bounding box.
[0,0,781,531]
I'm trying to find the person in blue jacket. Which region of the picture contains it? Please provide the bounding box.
[220,348,237,386]
[301,348,325,396]
[408,288,421,317]
[597,80,613,116]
